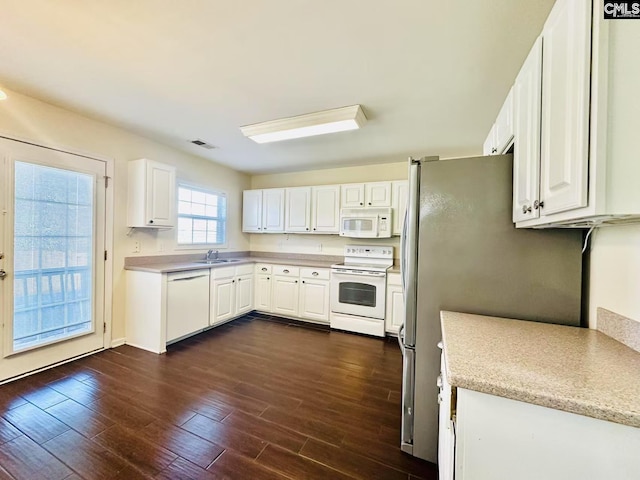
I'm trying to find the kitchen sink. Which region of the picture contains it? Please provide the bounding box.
[195,259,241,264]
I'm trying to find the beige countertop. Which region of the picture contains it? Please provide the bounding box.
[440,311,640,428]
[124,256,338,273]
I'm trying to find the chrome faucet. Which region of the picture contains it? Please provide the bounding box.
[206,249,219,261]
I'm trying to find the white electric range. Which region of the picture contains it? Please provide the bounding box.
[330,245,394,337]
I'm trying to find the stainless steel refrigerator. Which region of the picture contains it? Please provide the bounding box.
[399,154,583,463]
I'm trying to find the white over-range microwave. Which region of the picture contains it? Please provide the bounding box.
[339,207,393,238]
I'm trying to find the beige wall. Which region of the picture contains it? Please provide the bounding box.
[589,225,640,327]
[249,162,407,257]
[0,87,250,342]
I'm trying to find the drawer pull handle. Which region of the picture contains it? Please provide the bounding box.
[261,267,267,272]
[312,271,319,276]
[283,269,289,274]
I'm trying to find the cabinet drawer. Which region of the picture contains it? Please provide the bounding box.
[235,263,254,276]
[273,265,300,276]
[211,266,236,279]
[255,263,272,274]
[300,267,330,281]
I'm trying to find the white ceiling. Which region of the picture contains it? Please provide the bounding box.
[0,0,555,174]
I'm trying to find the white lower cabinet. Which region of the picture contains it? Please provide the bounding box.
[272,266,300,317]
[254,264,330,324]
[385,273,404,334]
[210,264,254,326]
[299,268,330,323]
[454,388,640,480]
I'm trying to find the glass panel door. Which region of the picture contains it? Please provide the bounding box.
[0,137,106,382]
[13,162,94,351]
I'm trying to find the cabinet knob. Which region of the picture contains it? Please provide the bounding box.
[313,227,316,231]
[0,269,7,279]
[533,200,544,210]
[359,202,363,206]
[232,280,235,283]
[302,280,305,284]
[306,227,309,231]
[267,277,270,280]
[149,220,154,224]
[368,202,372,206]
[491,147,497,154]
[522,205,532,214]
[295,280,298,283]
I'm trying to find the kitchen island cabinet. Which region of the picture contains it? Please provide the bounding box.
[440,311,640,480]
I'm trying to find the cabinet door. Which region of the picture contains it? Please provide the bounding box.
[211,278,235,325]
[285,187,311,233]
[513,37,543,223]
[272,276,299,317]
[242,190,263,233]
[146,160,176,227]
[311,185,340,233]
[539,0,591,216]
[341,183,365,208]
[299,279,329,323]
[483,124,497,155]
[385,284,405,334]
[392,181,409,236]
[236,275,254,316]
[365,182,392,207]
[262,188,285,233]
[254,274,272,312]
[495,88,514,154]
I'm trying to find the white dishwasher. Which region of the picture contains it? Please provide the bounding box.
[166,270,210,344]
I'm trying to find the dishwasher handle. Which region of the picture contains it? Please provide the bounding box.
[168,274,209,282]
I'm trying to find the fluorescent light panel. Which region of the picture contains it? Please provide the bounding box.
[0,90,7,100]
[240,105,366,143]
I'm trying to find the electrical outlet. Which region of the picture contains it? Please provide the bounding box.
[133,240,140,253]
[158,242,164,252]
[317,243,323,252]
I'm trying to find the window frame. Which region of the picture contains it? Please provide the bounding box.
[175,182,228,249]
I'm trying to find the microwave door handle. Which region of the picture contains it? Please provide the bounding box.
[372,215,379,238]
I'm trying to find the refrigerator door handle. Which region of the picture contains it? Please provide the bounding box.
[403,158,421,347]
[398,324,405,354]
[401,347,416,453]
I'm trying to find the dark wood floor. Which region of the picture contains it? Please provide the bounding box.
[0,314,437,479]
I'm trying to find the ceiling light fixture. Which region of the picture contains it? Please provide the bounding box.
[0,90,7,101]
[240,105,367,144]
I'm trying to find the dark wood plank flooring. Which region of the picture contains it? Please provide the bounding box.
[0,314,437,479]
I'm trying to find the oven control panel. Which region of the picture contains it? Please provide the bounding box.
[345,245,394,259]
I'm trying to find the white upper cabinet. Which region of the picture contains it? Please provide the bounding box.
[243,188,285,233]
[392,180,409,236]
[483,90,514,156]
[512,37,543,223]
[285,187,312,232]
[311,185,341,233]
[364,182,392,207]
[242,190,263,232]
[127,158,176,228]
[341,183,366,208]
[511,0,640,227]
[262,188,286,233]
[341,182,392,208]
[539,0,591,216]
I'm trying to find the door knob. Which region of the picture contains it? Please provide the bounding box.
[533,200,544,210]
[522,205,532,214]
[0,270,7,279]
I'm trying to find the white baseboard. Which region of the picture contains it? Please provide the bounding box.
[124,341,165,355]
[110,337,126,348]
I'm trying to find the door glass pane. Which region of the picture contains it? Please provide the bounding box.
[339,282,377,307]
[13,161,94,351]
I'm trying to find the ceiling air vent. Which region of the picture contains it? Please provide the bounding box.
[190,139,217,149]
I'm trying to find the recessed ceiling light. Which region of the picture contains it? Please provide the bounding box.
[240,105,367,144]
[0,90,7,101]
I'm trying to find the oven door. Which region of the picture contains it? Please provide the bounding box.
[330,269,386,319]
